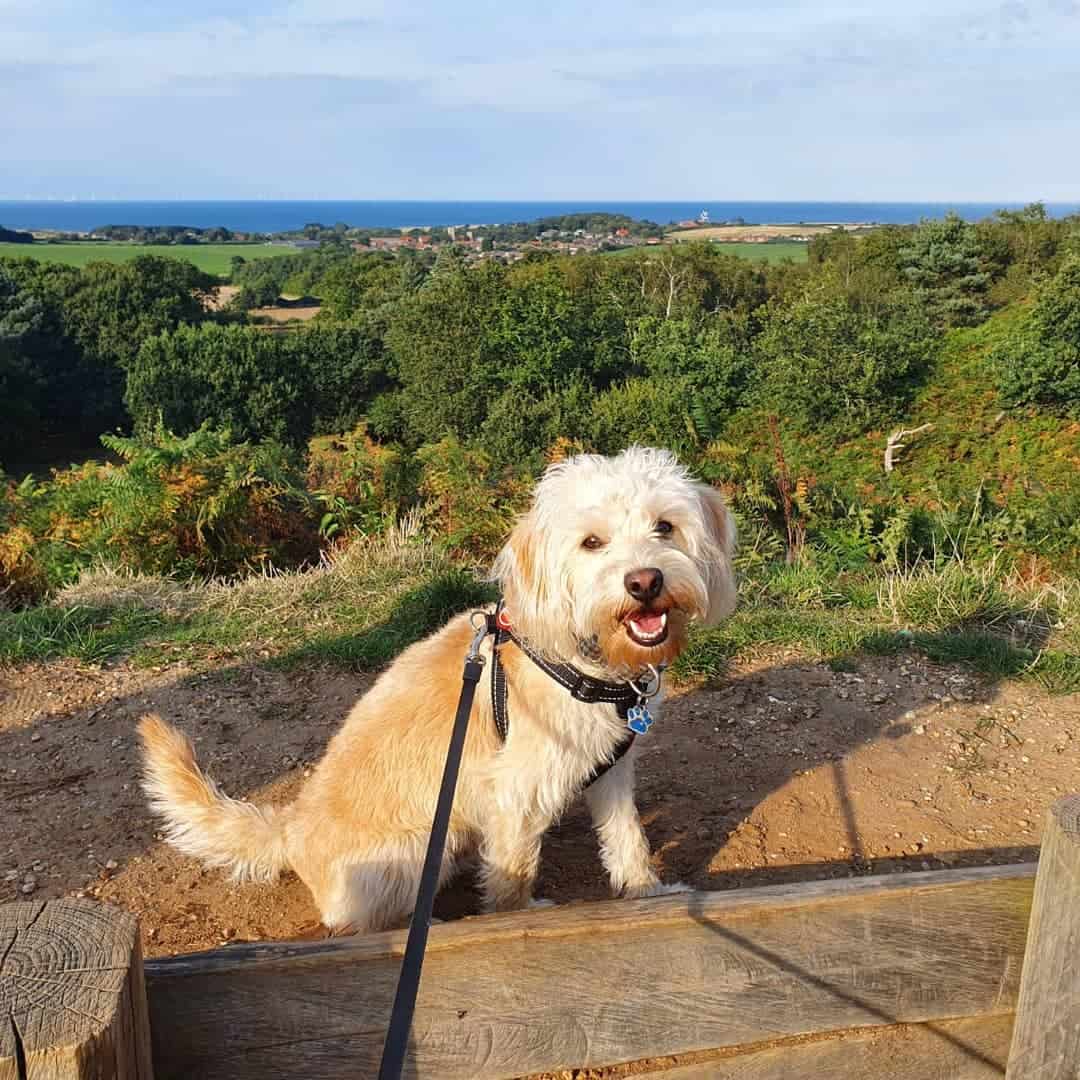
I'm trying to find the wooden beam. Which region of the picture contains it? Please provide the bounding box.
[1006,795,1080,1079]
[146,864,1035,1080]
[630,1014,1015,1079]
[0,899,153,1080]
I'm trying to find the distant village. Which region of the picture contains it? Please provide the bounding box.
[270,210,861,263]
[355,223,663,262]
[20,209,868,263]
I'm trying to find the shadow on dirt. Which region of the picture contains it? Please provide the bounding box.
[0,606,1058,937]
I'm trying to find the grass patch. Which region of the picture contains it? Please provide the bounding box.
[0,242,281,278]
[0,604,167,664]
[878,561,1015,632]
[0,519,494,669]
[282,570,496,669]
[3,536,1077,693]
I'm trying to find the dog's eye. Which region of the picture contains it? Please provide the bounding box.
[655,520,674,536]
[581,535,605,551]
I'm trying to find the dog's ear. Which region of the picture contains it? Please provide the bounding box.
[696,482,736,558]
[695,482,737,625]
[492,514,549,636]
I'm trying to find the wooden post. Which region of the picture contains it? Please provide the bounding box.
[0,898,153,1080]
[1007,794,1080,1079]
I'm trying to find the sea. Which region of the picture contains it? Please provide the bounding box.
[2,200,1078,234]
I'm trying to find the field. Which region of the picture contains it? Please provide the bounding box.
[0,242,284,277]
[700,240,807,263]
[667,223,839,241]
[607,241,808,263]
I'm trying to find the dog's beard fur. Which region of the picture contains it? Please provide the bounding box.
[493,447,736,676]
[138,446,738,935]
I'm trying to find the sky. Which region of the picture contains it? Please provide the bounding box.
[2,0,1079,200]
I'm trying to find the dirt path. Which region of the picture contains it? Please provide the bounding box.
[2,650,1076,958]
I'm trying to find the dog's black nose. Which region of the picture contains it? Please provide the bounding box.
[624,567,663,602]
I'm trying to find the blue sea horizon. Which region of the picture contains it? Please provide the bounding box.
[2,199,1077,234]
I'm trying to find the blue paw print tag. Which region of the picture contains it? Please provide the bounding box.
[627,703,653,735]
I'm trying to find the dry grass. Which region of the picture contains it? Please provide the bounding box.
[36,513,494,668]
[249,305,321,324]
[667,224,841,242]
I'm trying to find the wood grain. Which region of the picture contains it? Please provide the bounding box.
[0,899,152,1080]
[1006,795,1080,1080]
[622,1013,1015,1079]
[145,864,1035,1080]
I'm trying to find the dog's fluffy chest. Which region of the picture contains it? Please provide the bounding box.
[484,656,664,821]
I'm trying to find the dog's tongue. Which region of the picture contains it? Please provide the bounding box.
[631,611,664,634]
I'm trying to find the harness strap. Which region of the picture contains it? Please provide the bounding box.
[488,603,639,789]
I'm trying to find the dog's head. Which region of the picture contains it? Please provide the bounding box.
[492,447,736,674]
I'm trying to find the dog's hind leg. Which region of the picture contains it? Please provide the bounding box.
[317,837,462,935]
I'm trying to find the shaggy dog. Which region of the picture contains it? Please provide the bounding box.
[139,448,736,934]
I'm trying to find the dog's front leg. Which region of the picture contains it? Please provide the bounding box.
[585,755,687,899]
[479,816,545,912]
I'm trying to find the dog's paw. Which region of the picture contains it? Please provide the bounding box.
[625,880,693,899]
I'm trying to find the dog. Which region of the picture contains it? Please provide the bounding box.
[139,447,737,934]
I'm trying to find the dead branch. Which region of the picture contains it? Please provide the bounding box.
[884,423,934,473]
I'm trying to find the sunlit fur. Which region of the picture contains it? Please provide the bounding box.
[138,447,737,935]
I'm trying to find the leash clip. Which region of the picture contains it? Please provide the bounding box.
[626,663,663,701]
[466,610,492,664]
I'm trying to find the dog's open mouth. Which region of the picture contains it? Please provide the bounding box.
[624,609,669,647]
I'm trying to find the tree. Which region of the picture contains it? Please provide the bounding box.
[0,269,48,456]
[62,255,216,372]
[126,323,389,445]
[384,261,508,444]
[629,314,752,438]
[318,253,400,321]
[0,261,117,456]
[753,292,938,435]
[899,213,990,327]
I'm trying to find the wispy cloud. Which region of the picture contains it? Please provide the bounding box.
[1,0,1078,198]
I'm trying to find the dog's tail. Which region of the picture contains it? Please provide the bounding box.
[138,714,289,882]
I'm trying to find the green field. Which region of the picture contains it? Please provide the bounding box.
[606,241,807,263]
[0,242,284,277]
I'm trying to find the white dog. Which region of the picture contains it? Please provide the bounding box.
[139,447,736,934]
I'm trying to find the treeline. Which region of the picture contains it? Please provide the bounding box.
[92,224,239,243]
[5,206,1079,467]
[1,256,217,457]
[3,205,1080,604]
[155,207,1080,457]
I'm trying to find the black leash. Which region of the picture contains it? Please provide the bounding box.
[378,605,663,1079]
[376,615,490,1080]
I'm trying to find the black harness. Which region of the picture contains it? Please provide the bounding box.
[486,602,644,788]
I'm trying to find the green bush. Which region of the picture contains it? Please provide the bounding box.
[992,256,1080,416]
[1,427,320,598]
[589,377,697,455]
[753,292,938,435]
[126,322,389,445]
